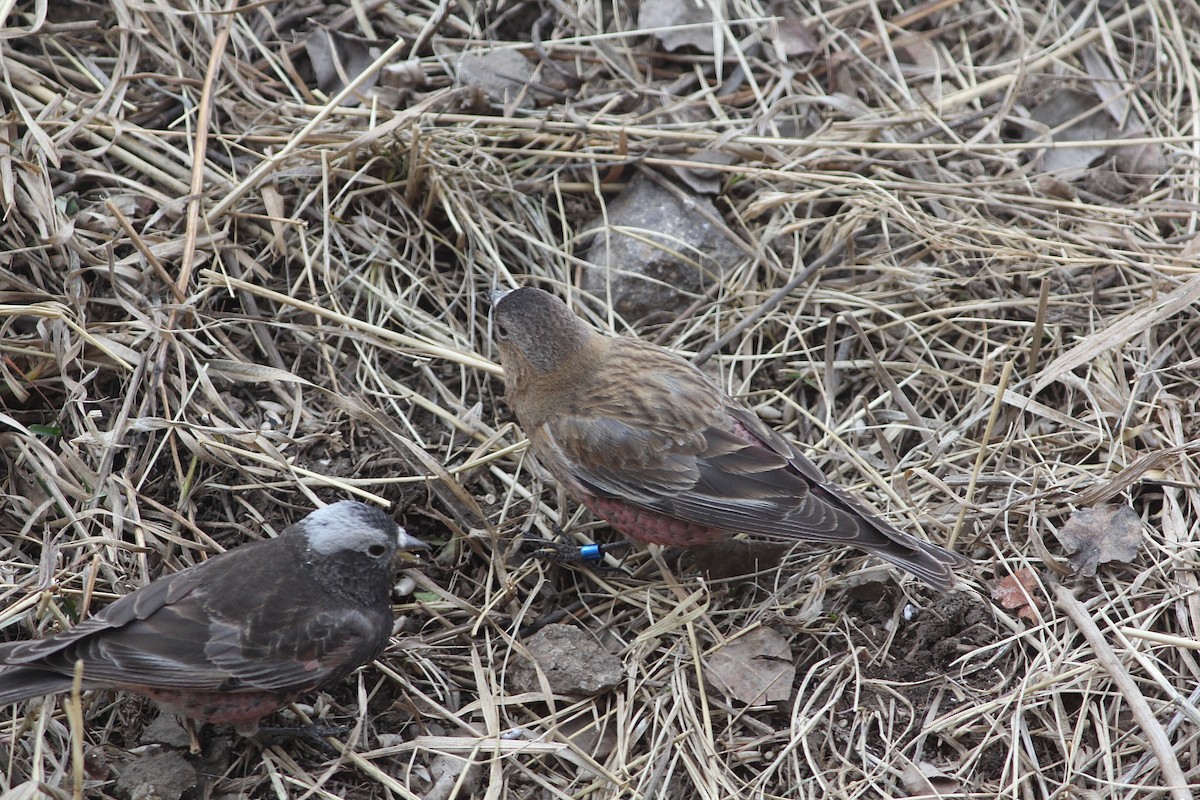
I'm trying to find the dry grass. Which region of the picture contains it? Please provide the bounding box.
[2,0,1199,798]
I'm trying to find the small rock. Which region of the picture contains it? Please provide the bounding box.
[83,746,111,780]
[453,49,534,110]
[140,715,191,749]
[508,624,622,696]
[424,754,481,800]
[579,175,742,321]
[114,751,196,800]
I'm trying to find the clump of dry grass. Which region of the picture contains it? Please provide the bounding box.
[2,0,1199,798]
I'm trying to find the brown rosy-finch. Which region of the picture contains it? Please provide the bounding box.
[490,286,969,590]
[0,501,428,735]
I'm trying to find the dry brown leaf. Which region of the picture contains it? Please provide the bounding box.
[1054,505,1143,577]
[1081,44,1130,126]
[303,28,385,104]
[900,762,963,797]
[382,58,426,89]
[665,151,735,195]
[1113,140,1168,182]
[453,49,535,110]
[1027,89,1114,177]
[991,569,1045,623]
[772,2,818,58]
[1020,84,1165,191]
[898,38,942,74]
[639,0,716,53]
[1182,233,1200,260]
[705,627,794,704]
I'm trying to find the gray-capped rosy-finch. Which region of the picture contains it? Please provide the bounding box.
[0,501,428,735]
[491,286,969,590]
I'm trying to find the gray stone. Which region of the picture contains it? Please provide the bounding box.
[508,624,622,696]
[579,175,742,321]
[453,49,534,109]
[114,751,196,800]
[139,715,191,749]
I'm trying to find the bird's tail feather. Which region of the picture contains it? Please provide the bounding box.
[866,536,971,592]
[0,667,74,706]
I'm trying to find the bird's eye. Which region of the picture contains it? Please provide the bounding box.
[495,321,509,340]
[367,543,388,558]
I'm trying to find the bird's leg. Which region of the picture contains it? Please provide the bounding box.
[184,718,202,755]
[524,533,635,574]
[524,537,588,562]
[586,540,636,577]
[518,521,573,562]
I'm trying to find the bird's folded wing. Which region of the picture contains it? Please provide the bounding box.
[40,602,383,692]
[3,545,387,693]
[548,407,912,547]
[544,414,701,501]
[0,566,212,665]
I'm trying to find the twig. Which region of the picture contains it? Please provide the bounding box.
[1055,586,1193,800]
[693,240,849,365]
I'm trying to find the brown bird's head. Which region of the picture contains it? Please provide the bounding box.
[490,287,596,395]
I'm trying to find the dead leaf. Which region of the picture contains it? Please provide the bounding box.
[1080,45,1130,127]
[1073,219,1123,245]
[771,2,818,58]
[303,28,385,105]
[551,714,619,778]
[1181,233,1200,260]
[453,49,535,111]
[1113,139,1168,184]
[664,151,735,195]
[991,569,1045,623]
[1053,504,1142,577]
[705,627,794,704]
[1035,175,1076,201]
[898,37,941,75]
[639,0,716,53]
[1027,89,1114,178]
[900,762,963,797]
[1017,86,1166,193]
[382,58,425,89]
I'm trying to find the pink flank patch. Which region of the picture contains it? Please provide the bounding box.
[584,495,725,546]
[120,684,295,726]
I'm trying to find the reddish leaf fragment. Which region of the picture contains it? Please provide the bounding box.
[992,569,1045,623]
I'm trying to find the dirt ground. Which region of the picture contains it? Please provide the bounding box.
[2,1,1199,798]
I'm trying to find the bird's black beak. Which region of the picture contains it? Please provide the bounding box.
[394,527,431,566]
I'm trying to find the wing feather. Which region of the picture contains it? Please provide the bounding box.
[2,536,390,694]
[542,361,968,585]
